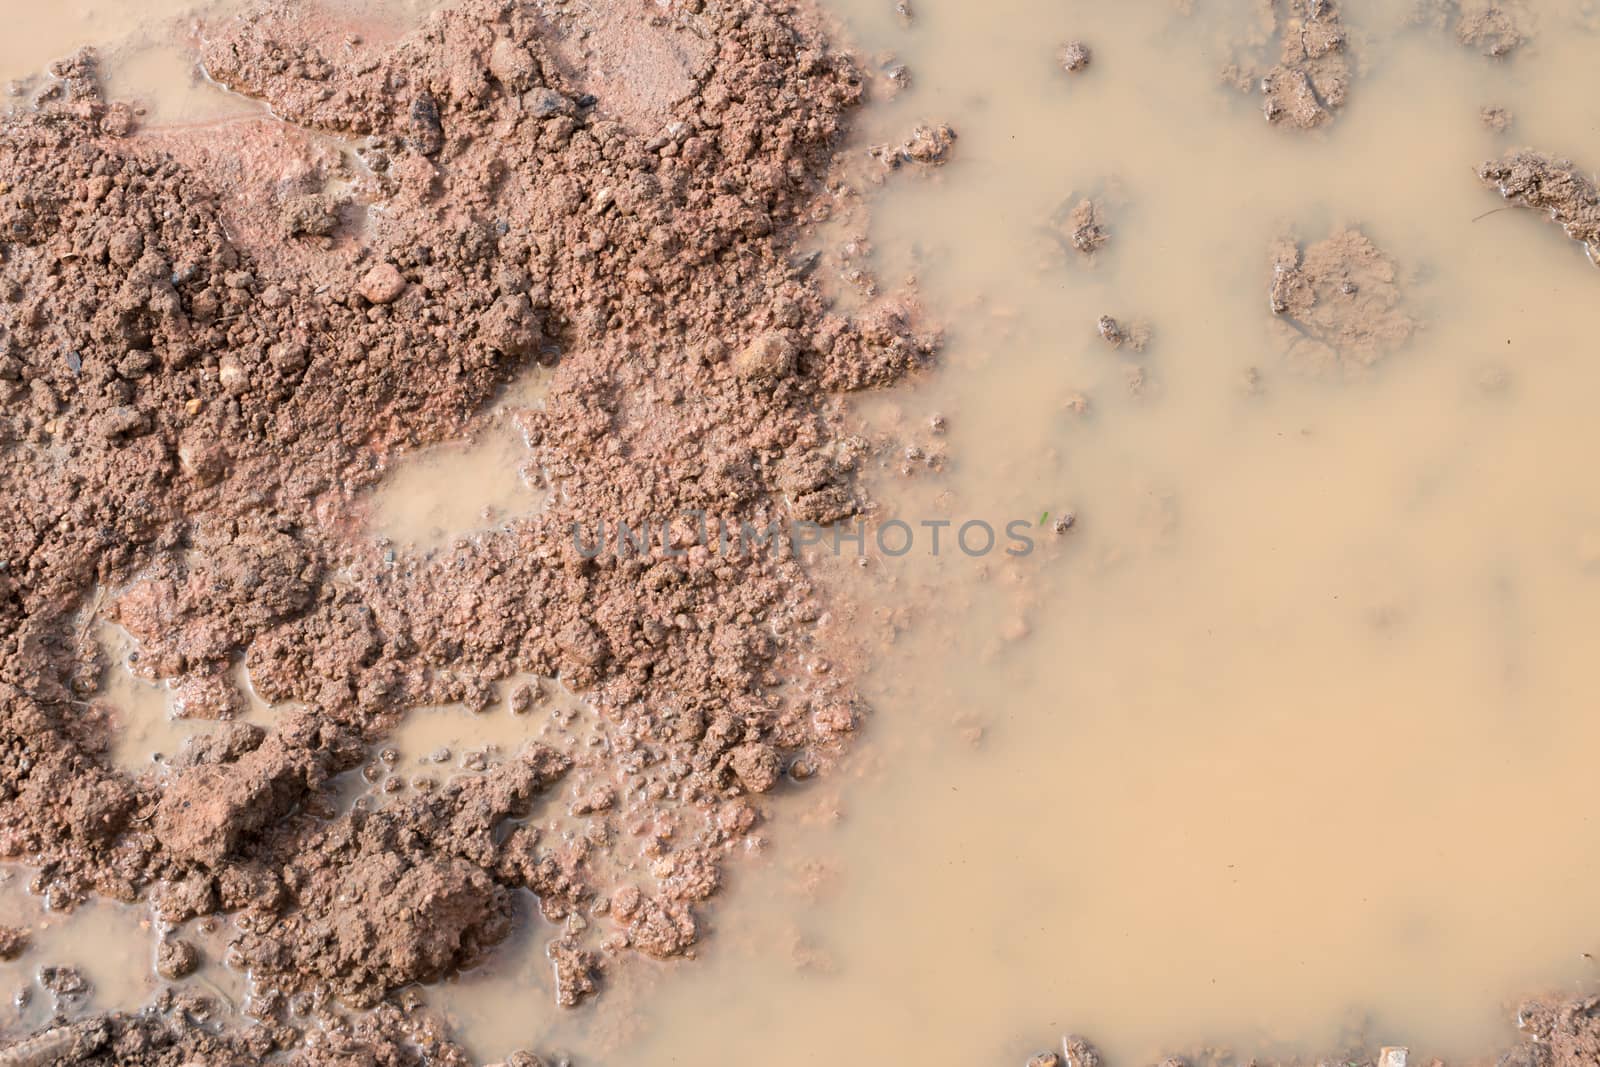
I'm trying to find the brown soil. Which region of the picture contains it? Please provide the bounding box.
[1268,226,1415,373]
[0,0,1595,1064]
[1478,150,1600,266]
[1221,0,1352,130]
[0,0,931,1056]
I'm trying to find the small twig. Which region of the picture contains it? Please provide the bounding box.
[1472,206,1510,222]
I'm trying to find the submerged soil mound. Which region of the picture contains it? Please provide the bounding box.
[1268,226,1414,373]
[0,0,932,1054]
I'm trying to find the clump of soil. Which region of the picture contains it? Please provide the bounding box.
[1268,226,1415,372]
[153,937,198,980]
[869,122,958,170]
[0,0,935,1051]
[1042,197,1111,264]
[0,923,26,960]
[1225,0,1352,129]
[1478,150,1600,265]
[1058,42,1092,74]
[1096,315,1151,352]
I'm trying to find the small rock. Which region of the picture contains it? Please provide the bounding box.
[1067,199,1108,255]
[522,88,575,118]
[1029,1054,1063,1067]
[279,193,340,239]
[358,264,408,305]
[410,91,445,156]
[218,354,249,396]
[1058,41,1091,73]
[96,405,150,440]
[729,742,782,793]
[1097,315,1124,347]
[0,925,27,961]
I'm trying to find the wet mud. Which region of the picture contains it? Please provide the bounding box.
[3,0,1600,1063]
[0,0,930,1057]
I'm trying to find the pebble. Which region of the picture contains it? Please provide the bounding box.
[358,263,408,305]
[218,354,249,396]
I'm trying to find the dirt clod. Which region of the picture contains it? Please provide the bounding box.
[1478,150,1600,265]
[0,923,28,960]
[155,937,200,980]
[1058,42,1092,73]
[1066,199,1109,256]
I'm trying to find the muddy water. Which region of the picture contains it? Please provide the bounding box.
[367,409,548,552]
[0,887,152,1032]
[7,0,1600,1063]
[458,1,1600,1064]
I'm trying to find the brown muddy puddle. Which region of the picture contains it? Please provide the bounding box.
[8,0,1600,1063]
[487,0,1600,1063]
[366,373,551,552]
[0,870,248,1036]
[95,623,282,773]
